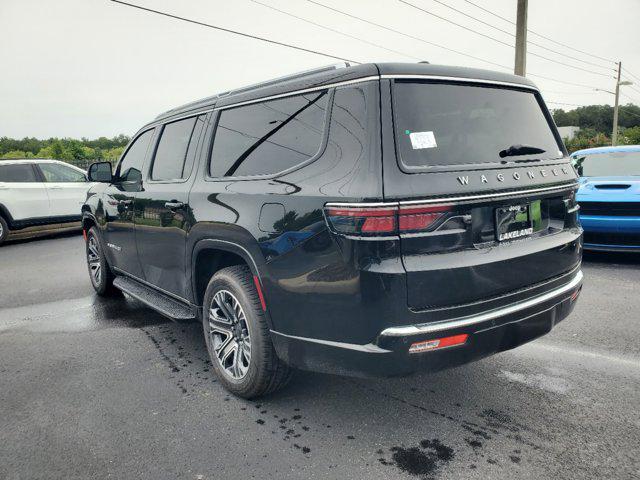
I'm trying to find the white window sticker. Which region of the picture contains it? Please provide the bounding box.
[409,131,437,150]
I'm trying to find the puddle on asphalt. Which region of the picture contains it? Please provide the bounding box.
[0,294,170,333]
[500,370,570,394]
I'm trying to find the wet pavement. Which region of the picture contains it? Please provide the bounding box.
[1,234,639,479]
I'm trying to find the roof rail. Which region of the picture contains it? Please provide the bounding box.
[219,62,351,99]
[155,62,350,120]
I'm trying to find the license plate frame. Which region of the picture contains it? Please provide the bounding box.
[495,203,533,242]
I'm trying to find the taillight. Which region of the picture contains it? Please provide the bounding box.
[324,203,452,236]
[398,205,452,233]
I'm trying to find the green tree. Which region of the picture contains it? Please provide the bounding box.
[621,126,640,145]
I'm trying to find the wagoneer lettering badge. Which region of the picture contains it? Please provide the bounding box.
[457,168,571,187]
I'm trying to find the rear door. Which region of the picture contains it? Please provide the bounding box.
[0,163,50,222]
[134,113,207,299]
[36,162,89,218]
[382,78,581,310]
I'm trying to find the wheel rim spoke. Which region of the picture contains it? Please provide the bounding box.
[87,237,101,285]
[207,289,252,380]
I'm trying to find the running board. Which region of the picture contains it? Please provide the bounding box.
[113,276,196,321]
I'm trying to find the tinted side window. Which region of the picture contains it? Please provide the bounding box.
[151,116,200,181]
[0,164,38,182]
[118,129,154,183]
[210,91,329,177]
[39,163,86,182]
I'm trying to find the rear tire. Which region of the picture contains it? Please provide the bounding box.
[86,226,117,296]
[203,265,292,398]
[0,216,8,246]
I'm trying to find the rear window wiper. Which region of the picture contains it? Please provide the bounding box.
[499,144,546,159]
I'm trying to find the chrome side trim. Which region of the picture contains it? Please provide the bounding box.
[325,182,578,209]
[214,76,380,111]
[380,270,583,337]
[380,74,539,91]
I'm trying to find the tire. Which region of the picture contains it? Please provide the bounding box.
[0,216,8,246]
[86,226,118,296]
[203,265,292,398]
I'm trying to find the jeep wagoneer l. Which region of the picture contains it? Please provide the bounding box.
[82,63,583,398]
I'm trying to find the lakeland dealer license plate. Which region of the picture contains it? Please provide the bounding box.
[495,204,533,241]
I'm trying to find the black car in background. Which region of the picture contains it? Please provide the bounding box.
[82,63,583,398]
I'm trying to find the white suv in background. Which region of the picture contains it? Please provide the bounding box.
[0,159,93,245]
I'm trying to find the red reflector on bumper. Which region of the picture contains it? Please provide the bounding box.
[409,334,469,354]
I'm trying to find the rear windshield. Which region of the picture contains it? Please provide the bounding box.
[572,151,640,176]
[393,81,563,170]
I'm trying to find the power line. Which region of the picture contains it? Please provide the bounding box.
[305,0,511,70]
[398,0,514,48]
[528,73,608,90]
[546,101,589,108]
[463,0,615,64]
[430,0,613,72]
[621,92,640,105]
[620,106,640,119]
[247,0,420,61]
[397,0,614,78]
[623,82,640,97]
[623,67,640,83]
[109,0,360,64]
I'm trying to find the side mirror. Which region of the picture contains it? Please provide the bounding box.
[88,162,113,183]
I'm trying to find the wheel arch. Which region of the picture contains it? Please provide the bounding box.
[190,238,265,308]
[0,203,15,228]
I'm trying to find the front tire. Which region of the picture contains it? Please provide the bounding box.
[86,226,117,296]
[203,265,292,398]
[0,216,8,245]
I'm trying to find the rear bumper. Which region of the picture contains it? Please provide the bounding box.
[271,270,583,377]
[580,215,640,251]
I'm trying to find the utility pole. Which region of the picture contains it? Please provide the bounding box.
[612,61,622,146]
[514,0,528,76]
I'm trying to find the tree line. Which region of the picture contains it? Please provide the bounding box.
[551,103,640,152]
[0,135,130,163]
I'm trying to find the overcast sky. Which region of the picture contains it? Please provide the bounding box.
[1,0,639,139]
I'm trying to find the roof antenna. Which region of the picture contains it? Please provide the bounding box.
[418,61,430,64]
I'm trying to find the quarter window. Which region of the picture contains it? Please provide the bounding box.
[118,129,154,183]
[151,115,203,181]
[0,163,38,182]
[210,91,329,178]
[39,163,86,182]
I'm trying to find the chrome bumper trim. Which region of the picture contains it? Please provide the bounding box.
[379,270,583,337]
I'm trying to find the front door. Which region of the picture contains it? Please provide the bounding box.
[36,162,89,218]
[134,114,207,299]
[102,128,155,278]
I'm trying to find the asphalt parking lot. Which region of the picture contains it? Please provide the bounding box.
[1,234,639,480]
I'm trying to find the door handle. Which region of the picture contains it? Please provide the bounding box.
[49,186,63,190]
[164,201,185,210]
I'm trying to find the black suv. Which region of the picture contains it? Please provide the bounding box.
[82,63,583,398]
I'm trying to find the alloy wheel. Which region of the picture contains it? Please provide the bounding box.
[87,235,102,286]
[208,290,252,380]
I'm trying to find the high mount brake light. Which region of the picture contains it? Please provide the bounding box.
[324,203,452,236]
